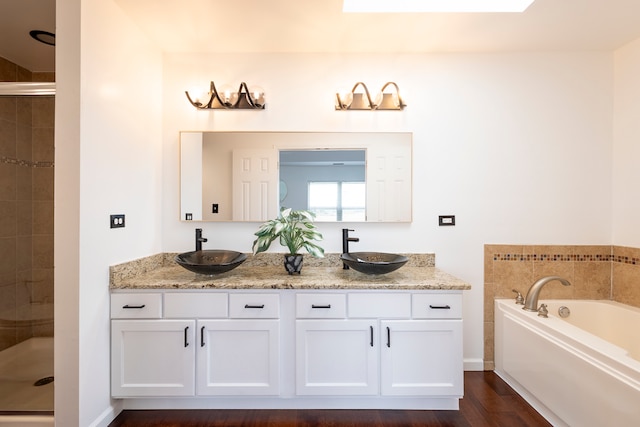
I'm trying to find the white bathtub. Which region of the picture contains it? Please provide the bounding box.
[495,299,640,427]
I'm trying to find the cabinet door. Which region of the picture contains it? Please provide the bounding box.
[380,320,463,396]
[111,320,195,397]
[197,320,280,395]
[296,320,378,395]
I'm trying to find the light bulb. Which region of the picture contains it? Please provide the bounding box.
[188,88,211,107]
[249,86,265,107]
[219,84,239,106]
[336,89,353,109]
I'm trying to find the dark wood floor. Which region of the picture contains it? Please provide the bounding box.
[109,372,551,427]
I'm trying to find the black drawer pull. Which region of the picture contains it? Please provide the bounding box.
[386,326,391,348]
[184,326,189,347]
[429,305,451,309]
[244,304,265,309]
[311,304,331,309]
[370,325,374,347]
[122,304,146,309]
[200,326,205,347]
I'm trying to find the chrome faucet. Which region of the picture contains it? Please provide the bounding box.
[195,228,208,251]
[523,276,571,312]
[342,228,359,269]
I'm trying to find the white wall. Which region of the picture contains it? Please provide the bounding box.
[162,52,614,370]
[613,38,640,247]
[55,0,163,425]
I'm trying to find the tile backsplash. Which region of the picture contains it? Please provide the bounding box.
[484,244,640,370]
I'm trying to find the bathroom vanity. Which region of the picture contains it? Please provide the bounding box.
[109,254,470,410]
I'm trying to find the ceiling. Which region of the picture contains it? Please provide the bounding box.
[3,0,640,73]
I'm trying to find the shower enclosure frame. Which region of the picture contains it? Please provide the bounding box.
[0,80,56,420]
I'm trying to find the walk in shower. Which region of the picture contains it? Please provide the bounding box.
[0,71,55,417]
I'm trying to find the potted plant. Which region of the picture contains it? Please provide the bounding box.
[252,208,324,274]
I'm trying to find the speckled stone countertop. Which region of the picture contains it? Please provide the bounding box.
[110,253,470,291]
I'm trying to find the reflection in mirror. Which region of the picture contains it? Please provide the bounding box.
[180,132,412,223]
[279,150,365,221]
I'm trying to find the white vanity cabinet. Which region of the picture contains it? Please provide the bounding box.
[196,293,280,396]
[295,292,463,398]
[110,287,464,409]
[111,292,280,397]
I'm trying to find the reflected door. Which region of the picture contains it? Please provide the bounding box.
[232,149,278,221]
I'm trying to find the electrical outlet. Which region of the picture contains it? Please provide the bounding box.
[439,215,455,226]
[110,214,125,228]
[212,203,219,214]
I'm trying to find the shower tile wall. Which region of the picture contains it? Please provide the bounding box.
[484,243,640,370]
[0,56,54,352]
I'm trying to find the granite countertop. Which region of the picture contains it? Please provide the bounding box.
[110,253,471,291]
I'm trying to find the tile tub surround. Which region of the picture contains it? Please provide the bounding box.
[484,244,640,370]
[109,252,470,291]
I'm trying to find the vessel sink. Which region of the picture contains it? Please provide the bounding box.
[340,252,409,275]
[175,250,247,275]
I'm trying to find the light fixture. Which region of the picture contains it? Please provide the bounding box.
[335,82,405,111]
[29,30,55,46]
[343,0,535,13]
[186,81,265,109]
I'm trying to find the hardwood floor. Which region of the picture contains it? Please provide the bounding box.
[109,372,551,427]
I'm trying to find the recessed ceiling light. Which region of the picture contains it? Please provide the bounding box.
[29,30,56,46]
[343,0,536,13]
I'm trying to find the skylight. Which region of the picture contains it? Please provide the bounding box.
[343,0,536,13]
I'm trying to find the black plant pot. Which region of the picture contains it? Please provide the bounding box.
[284,254,303,275]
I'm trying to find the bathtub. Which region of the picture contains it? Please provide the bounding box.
[494,299,640,427]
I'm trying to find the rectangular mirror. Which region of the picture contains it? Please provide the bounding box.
[180,132,412,222]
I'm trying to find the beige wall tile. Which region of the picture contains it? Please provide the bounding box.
[0,200,17,238]
[32,98,54,128]
[0,237,16,276]
[33,127,54,162]
[17,200,33,236]
[612,262,640,307]
[32,167,54,201]
[0,163,17,200]
[0,98,16,123]
[0,119,17,158]
[33,201,53,235]
[32,235,53,269]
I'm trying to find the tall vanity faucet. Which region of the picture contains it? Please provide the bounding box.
[195,228,208,251]
[342,228,359,269]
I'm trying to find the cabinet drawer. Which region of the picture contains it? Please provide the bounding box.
[164,293,228,318]
[111,293,162,319]
[229,294,280,318]
[296,294,346,318]
[412,293,462,319]
[348,293,411,318]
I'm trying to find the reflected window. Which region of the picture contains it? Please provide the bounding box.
[308,182,365,221]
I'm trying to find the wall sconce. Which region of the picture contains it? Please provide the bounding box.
[335,82,405,110]
[186,81,265,109]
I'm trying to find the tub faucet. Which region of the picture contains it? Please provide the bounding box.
[195,228,208,251]
[523,276,571,312]
[342,228,359,269]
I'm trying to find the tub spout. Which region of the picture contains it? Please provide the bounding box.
[523,276,571,312]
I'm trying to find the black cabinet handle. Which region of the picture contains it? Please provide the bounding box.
[386,326,391,348]
[429,305,451,309]
[200,326,205,347]
[311,304,331,309]
[122,304,145,309]
[370,325,374,347]
[184,326,189,347]
[244,304,265,309]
